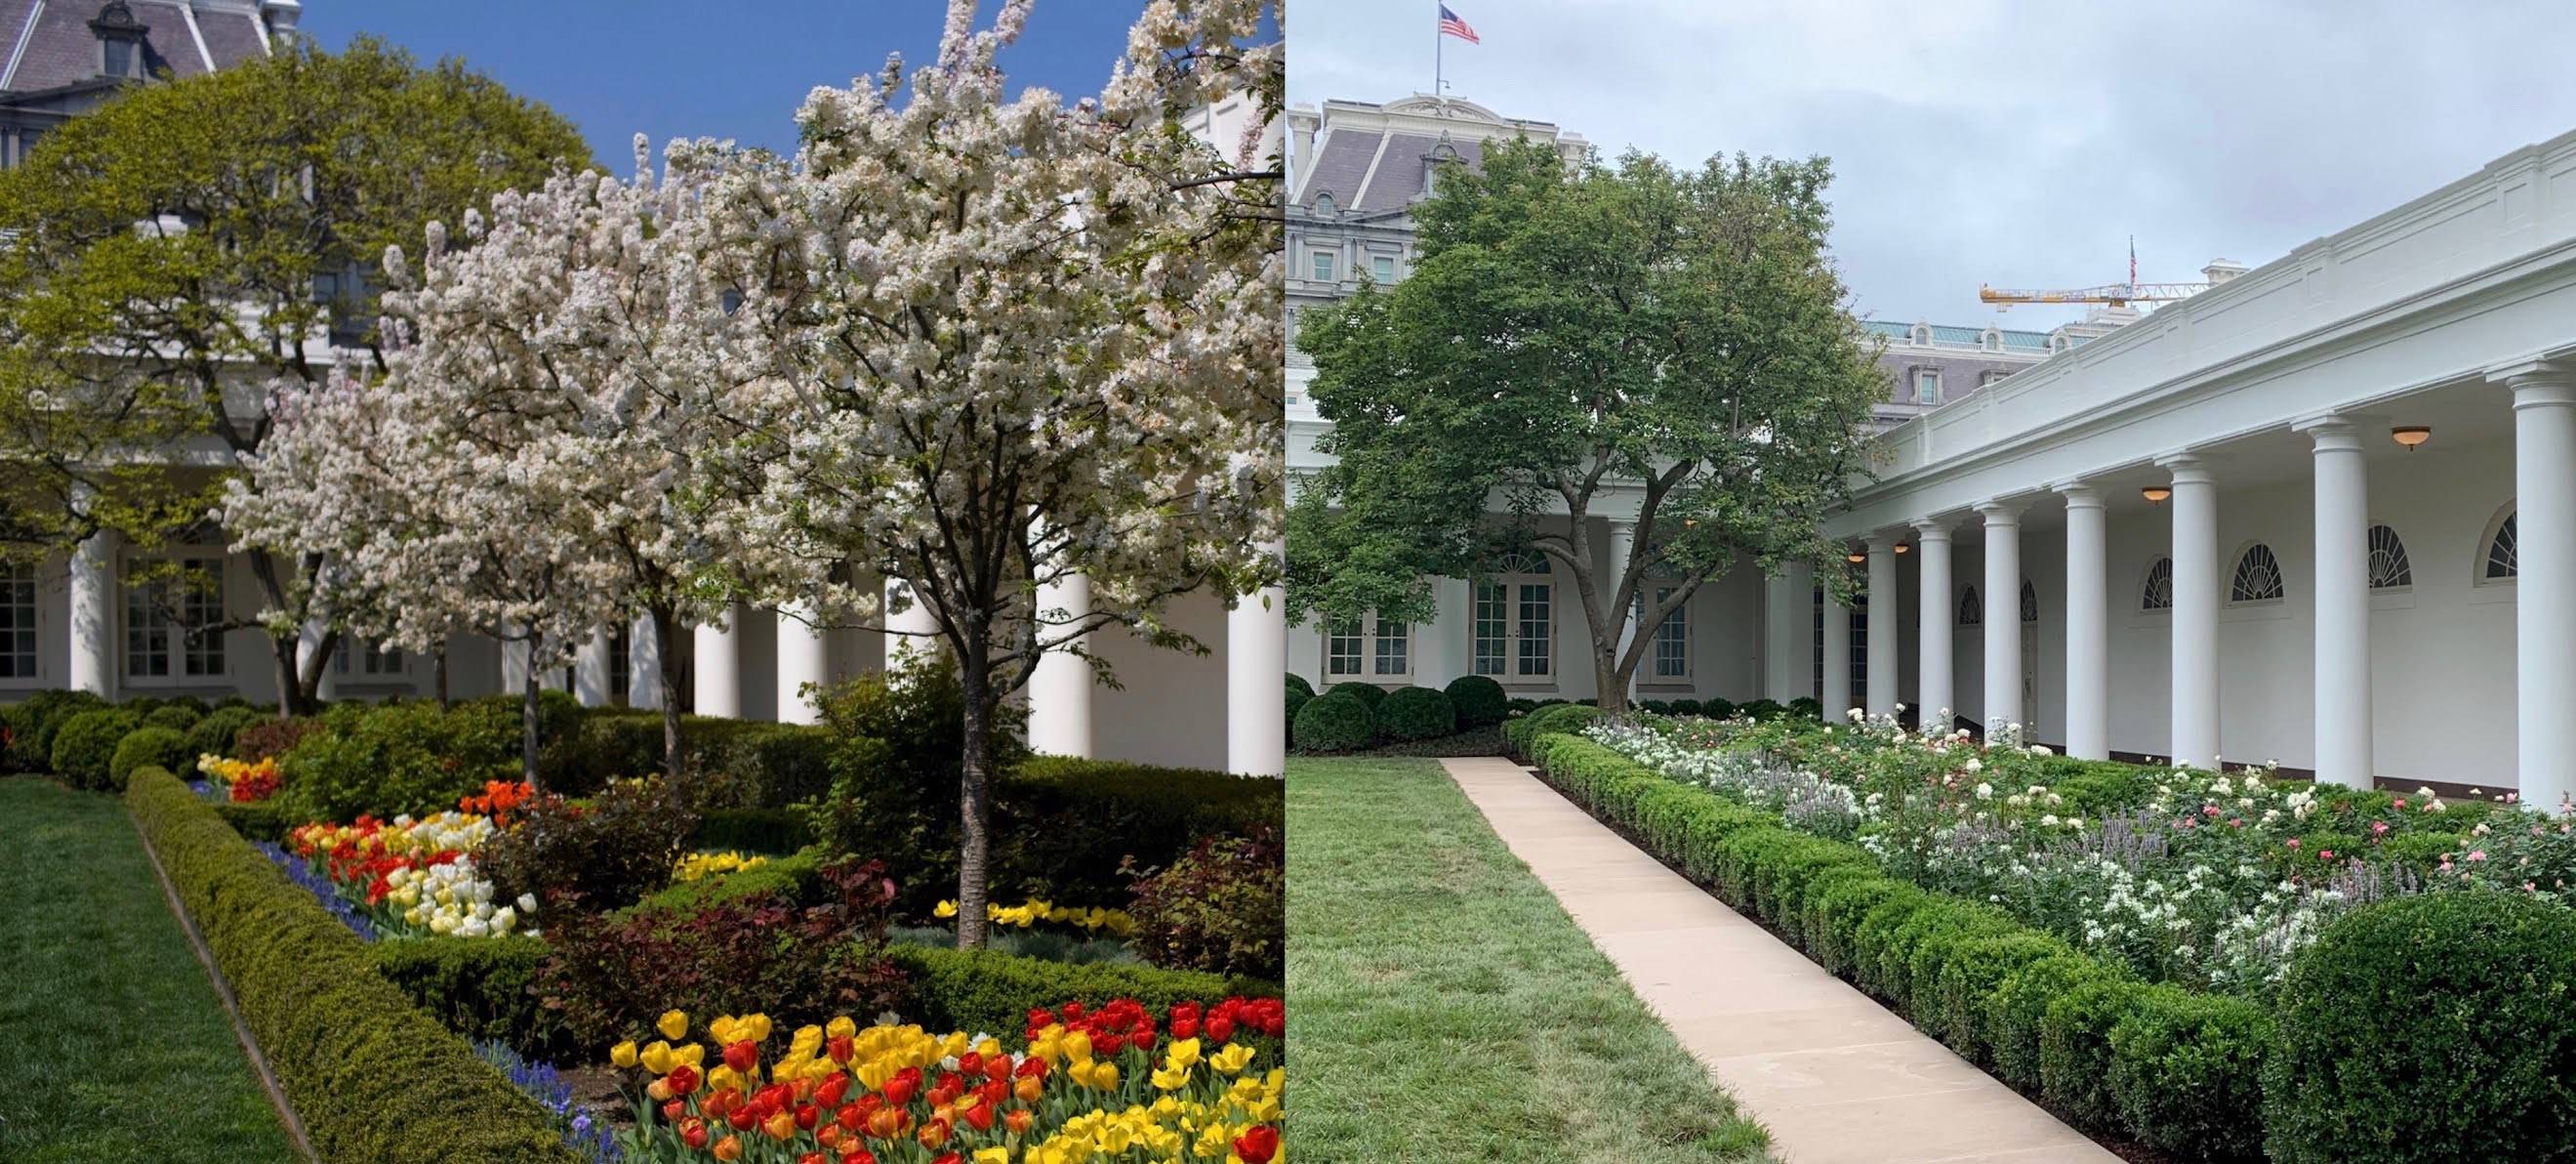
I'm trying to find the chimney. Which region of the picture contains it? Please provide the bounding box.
[1288,104,1319,195]
[2201,258,2248,285]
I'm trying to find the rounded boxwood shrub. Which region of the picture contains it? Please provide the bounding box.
[143,702,201,733]
[1699,696,1736,719]
[1982,953,2125,1093]
[1377,686,1455,741]
[1443,675,1508,728]
[1285,683,1311,728]
[1785,696,1821,720]
[1285,672,1314,700]
[1325,681,1386,711]
[2265,892,2576,1163]
[1737,697,1783,720]
[109,726,192,792]
[1291,692,1373,753]
[1509,703,1601,752]
[51,707,141,790]
[2039,976,2147,1132]
[186,705,262,761]
[2107,985,2270,1162]
[17,688,104,770]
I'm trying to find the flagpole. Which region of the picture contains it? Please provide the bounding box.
[1435,1,1443,95]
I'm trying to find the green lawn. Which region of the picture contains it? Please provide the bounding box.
[0,776,297,1162]
[1288,757,1777,1163]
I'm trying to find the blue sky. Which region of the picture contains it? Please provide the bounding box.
[301,1,1153,170]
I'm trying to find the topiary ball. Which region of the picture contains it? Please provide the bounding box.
[1325,681,1386,711]
[1738,698,1783,721]
[186,705,262,761]
[1377,686,1456,742]
[144,703,202,733]
[109,726,191,792]
[1285,672,1315,700]
[1700,697,1737,719]
[51,708,142,790]
[1443,675,1508,728]
[1787,696,1823,721]
[1286,684,1312,728]
[1291,692,1374,753]
[2265,892,2576,1163]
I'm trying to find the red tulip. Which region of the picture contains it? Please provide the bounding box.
[1234,1126,1280,1164]
[724,1040,760,1074]
[680,1117,711,1150]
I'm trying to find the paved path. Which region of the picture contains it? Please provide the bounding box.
[1440,757,2117,1164]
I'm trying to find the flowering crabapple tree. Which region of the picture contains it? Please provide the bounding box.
[681,0,1284,947]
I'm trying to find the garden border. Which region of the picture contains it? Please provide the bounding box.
[1521,730,2273,1161]
[123,802,323,1164]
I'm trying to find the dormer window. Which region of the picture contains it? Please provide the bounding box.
[1423,139,1461,199]
[93,1,149,80]
[1312,192,1335,216]
[1981,327,2002,352]
[1910,322,1932,347]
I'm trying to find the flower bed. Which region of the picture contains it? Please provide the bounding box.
[606,999,1283,1163]
[285,799,538,940]
[1588,712,2550,999]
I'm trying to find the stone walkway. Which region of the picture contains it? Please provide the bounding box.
[1440,757,2117,1164]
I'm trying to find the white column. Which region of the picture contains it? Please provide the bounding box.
[66,527,114,697]
[1028,571,1093,758]
[2296,417,2372,788]
[1978,501,2024,737]
[628,613,664,710]
[1607,520,1638,704]
[883,578,942,667]
[1820,572,1852,721]
[693,606,741,719]
[1761,569,1798,702]
[2056,482,2109,760]
[1227,547,1286,777]
[2498,365,2576,809]
[1865,533,1899,718]
[2160,454,2221,769]
[1913,518,1954,733]
[1781,559,1815,702]
[776,602,829,726]
[575,629,613,707]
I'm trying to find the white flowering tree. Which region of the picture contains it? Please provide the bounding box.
[231,147,775,785]
[681,0,1283,946]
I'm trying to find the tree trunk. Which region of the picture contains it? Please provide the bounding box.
[269,636,303,720]
[434,643,451,709]
[654,606,684,783]
[1594,644,1630,716]
[956,651,994,951]
[520,643,542,792]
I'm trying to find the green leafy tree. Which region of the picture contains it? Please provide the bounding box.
[1290,139,1884,713]
[0,37,589,713]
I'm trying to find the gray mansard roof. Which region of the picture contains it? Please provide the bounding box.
[0,0,279,100]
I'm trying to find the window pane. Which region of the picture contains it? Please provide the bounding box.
[1654,587,1687,678]
[0,563,33,678]
[1473,581,1507,676]
[1373,614,1408,676]
[127,576,168,677]
[1311,252,1334,281]
[1326,615,1363,676]
[180,562,224,676]
[1518,583,1551,677]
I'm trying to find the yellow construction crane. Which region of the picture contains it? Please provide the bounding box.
[1979,237,2212,310]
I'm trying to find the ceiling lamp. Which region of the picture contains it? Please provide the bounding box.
[2142,485,2172,505]
[2392,425,2432,451]
[1893,542,1910,555]
[1846,550,1866,563]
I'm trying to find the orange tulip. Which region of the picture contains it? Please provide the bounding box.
[713,1134,744,1162]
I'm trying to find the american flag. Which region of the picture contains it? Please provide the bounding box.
[1439,4,1480,43]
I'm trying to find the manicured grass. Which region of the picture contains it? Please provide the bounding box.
[0,776,297,1162]
[1287,757,1777,1163]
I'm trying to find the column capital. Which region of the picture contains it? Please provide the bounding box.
[2292,411,2384,450]
[1909,514,1956,540]
[2154,450,2214,484]
[2052,479,2105,509]
[1864,530,1903,551]
[1972,497,2025,525]
[2487,356,2576,391]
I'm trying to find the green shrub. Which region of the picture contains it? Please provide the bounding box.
[234,714,326,763]
[886,943,1277,1038]
[2039,976,2146,1131]
[630,849,827,916]
[368,935,563,1062]
[215,800,296,843]
[803,657,1027,915]
[998,757,1282,912]
[1804,876,1910,977]
[1443,675,1508,728]
[706,722,836,809]
[2266,892,2576,1163]
[186,704,262,761]
[476,774,698,912]
[124,769,579,1163]
[1126,826,1283,979]
[1736,698,1783,720]
[1981,953,2123,1092]
[1285,672,1314,700]
[1325,680,1386,711]
[1698,697,1736,719]
[1505,702,1600,752]
[1930,933,2069,1062]
[1291,691,1373,753]
[108,725,191,792]
[1285,682,1311,728]
[51,707,140,789]
[1376,686,1455,741]
[1785,696,1821,720]
[18,688,105,769]
[143,702,201,733]
[2107,985,2270,1161]
[281,700,511,821]
[690,807,813,854]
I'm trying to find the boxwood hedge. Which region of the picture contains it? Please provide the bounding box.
[126,767,578,1164]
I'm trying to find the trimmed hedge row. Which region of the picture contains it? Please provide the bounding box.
[125,767,579,1164]
[369,935,564,1062]
[1528,733,2269,1161]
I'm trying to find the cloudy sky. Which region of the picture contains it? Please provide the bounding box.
[1290,0,2576,329]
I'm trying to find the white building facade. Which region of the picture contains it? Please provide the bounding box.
[1291,93,2576,804]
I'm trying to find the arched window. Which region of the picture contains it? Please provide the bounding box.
[2142,557,2173,610]
[2482,507,2518,583]
[1911,322,1933,347]
[1474,549,1554,679]
[2367,524,2412,590]
[1312,191,1335,215]
[1958,585,1983,627]
[1982,326,2003,352]
[2230,544,2285,603]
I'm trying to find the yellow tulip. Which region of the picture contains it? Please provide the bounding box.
[974,1148,1012,1164]
[827,1016,857,1040]
[610,1040,639,1069]
[675,1043,706,1067]
[934,899,960,918]
[640,1041,675,1075]
[658,1010,690,1041]
[743,1014,773,1043]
